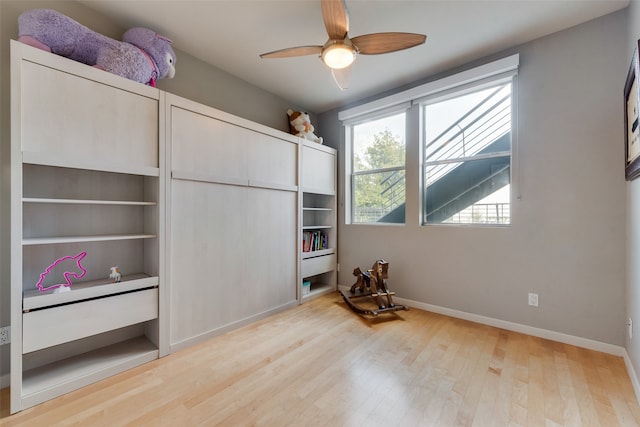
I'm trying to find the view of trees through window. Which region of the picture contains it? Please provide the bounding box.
[352,113,405,223]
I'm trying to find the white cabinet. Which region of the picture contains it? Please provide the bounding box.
[165,95,298,352]
[10,41,163,413]
[300,142,337,300]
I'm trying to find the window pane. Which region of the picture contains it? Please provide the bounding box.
[425,83,511,163]
[353,113,405,172]
[424,156,510,224]
[353,169,405,223]
[423,81,512,225]
[351,112,406,224]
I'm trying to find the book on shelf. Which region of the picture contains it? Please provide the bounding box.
[302,230,329,252]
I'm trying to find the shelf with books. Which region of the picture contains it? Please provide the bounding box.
[299,141,337,302]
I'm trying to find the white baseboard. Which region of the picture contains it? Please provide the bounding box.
[337,285,625,356]
[339,287,640,403]
[623,349,640,406]
[396,295,626,356]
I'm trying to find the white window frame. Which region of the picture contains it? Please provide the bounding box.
[344,107,409,224]
[339,54,519,226]
[420,79,514,225]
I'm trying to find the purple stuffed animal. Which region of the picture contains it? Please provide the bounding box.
[18,9,176,87]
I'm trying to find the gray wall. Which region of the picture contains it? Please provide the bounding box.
[321,9,628,346]
[0,0,309,382]
[627,0,640,386]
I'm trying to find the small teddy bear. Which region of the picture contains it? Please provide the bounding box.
[18,9,176,87]
[287,109,323,144]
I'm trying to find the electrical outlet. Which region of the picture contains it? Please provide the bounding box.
[0,326,10,345]
[528,293,539,307]
[629,318,633,340]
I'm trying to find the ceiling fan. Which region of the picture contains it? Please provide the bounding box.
[259,0,426,90]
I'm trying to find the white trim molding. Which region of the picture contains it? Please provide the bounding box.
[393,295,625,356]
[337,284,625,358]
[624,350,640,406]
[338,54,519,122]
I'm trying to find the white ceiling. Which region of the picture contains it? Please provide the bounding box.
[77,0,628,113]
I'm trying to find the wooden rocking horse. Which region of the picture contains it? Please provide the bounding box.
[340,259,408,316]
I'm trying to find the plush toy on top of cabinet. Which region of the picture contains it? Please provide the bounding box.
[287,109,323,144]
[18,8,176,87]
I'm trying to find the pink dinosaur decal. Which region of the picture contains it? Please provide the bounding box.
[36,251,88,292]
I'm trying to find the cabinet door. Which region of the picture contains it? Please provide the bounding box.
[171,106,248,182]
[302,144,336,194]
[247,134,297,189]
[169,179,247,345]
[245,187,297,311]
[20,61,158,169]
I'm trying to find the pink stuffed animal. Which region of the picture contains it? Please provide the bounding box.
[18,9,176,87]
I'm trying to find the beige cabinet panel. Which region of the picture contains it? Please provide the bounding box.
[245,187,297,311]
[20,61,158,169]
[167,97,299,349]
[170,106,249,181]
[169,180,248,345]
[302,144,336,194]
[247,134,298,189]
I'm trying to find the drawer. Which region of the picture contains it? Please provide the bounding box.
[23,288,158,354]
[302,254,336,278]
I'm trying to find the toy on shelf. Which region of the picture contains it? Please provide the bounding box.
[35,251,88,293]
[340,259,408,316]
[109,266,122,283]
[18,8,176,87]
[287,109,323,144]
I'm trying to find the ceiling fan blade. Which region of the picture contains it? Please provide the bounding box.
[260,46,323,59]
[351,32,427,55]
[331,65,352,91]
[321,0,349,40]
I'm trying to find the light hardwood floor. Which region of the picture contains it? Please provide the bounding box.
[2,293,640,426]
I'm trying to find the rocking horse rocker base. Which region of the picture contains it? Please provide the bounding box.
[340,260,408,317]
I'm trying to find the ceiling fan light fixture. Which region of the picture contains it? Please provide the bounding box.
[322,42,356,69]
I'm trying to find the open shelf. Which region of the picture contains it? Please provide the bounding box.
[302,248,335,260]
[302,283,336,300]
[302,225,331,230]
[23,274,158,311]
[22,336,158,407]
[23,234,157,246]
[24,198,156,206]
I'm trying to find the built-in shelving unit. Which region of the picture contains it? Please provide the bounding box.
[300,142,337,301]
[10,40,163,413]
[8,39,335,415]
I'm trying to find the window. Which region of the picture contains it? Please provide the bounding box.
[349,112,406,224]
[423,81,512,225]
[339,55,518,227]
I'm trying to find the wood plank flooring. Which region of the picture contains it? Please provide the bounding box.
[1,293,640,426]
